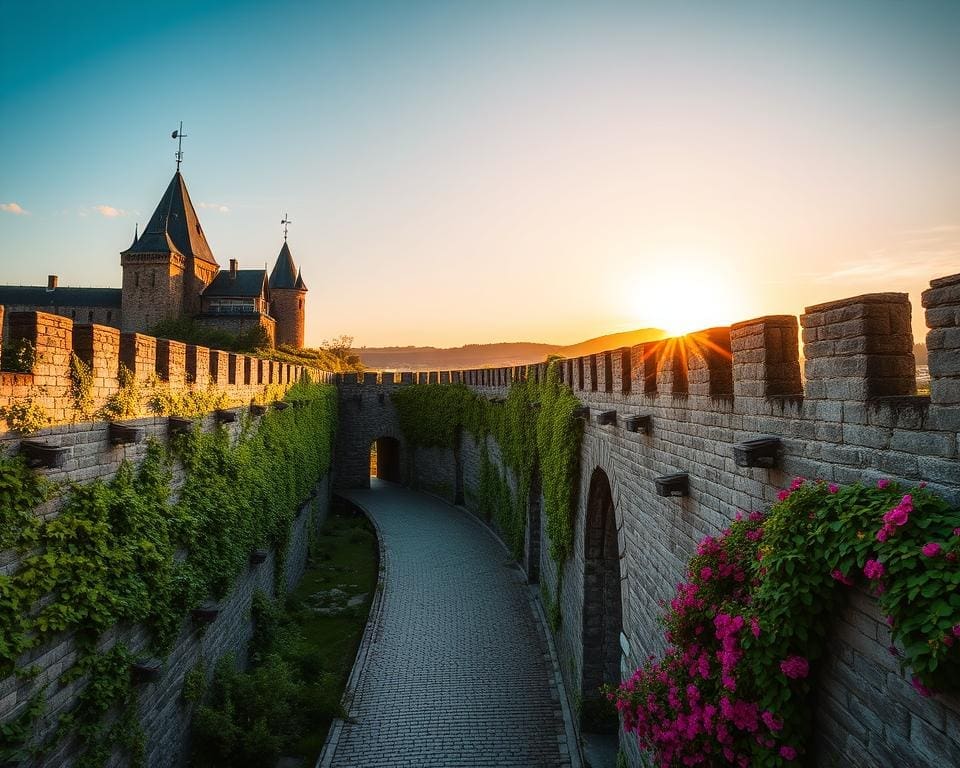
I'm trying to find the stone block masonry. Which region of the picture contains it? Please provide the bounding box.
[333,270,960,767]
[0,309,333,436]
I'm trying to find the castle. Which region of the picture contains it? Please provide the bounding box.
[0,170,307,349]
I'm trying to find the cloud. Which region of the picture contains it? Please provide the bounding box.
[94,204,125,218]
[1,202,28,215]
[817,225,960,284]
[199,202,230,213]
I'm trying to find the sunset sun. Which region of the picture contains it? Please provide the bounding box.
[628,259,740,337]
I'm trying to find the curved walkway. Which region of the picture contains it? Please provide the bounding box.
[319,482,576,768]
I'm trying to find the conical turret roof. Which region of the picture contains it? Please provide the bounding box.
[122,172,217,265]
[295,269,307,291]
[269,241,300,290]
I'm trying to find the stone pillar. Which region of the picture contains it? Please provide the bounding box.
[156,339,186,385]
[185,345,210,387]
[923,272,960,429]
[611,347,631,395]
[801,293,915,400]
[73,324,121,410]
[119,332,157,382]
[687,327,733,397]
[631,341,662,396]
[731,315,802,399]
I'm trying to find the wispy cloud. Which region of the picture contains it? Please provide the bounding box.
[93,204,125,218]
[817,225,960,284]
[1,202,28,215]
[199,201,230,213]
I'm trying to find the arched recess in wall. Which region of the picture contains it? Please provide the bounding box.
[581,466,622,734]
[526,467,542,583]
[453,425,465,505]
[370,436,401,484]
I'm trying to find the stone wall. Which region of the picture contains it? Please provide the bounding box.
[333,271,960,766]
[0,309,328,437]
[0,405,331,768]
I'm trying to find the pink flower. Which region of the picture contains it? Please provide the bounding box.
[761,710,782,731]
[831,569,854,586]
[911,677,932,697]
[779,746,797,761]
[953,527,960,537]
[864,559,885,580]
[876,526,891,542]
[877,478,890,489]
[922,542,942,558]
[750,617,760,638]
[790,477,804,491]
[828,483,839,494]
[700,566,713,581]
[746,529,762,542]
[777,490,790,502]
[779,655,809,679]
[952,624,960,638]
[886,507,908,527]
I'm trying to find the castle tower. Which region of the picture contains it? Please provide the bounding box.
[120,171,219,332]
[269,240,307,348]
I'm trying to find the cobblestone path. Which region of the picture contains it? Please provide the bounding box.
[320,482,574,768]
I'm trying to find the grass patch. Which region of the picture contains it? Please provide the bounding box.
[191,507,378,767]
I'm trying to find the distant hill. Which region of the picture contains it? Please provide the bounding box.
[355,328,666,371]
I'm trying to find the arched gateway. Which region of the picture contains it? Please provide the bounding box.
[581,467,622,734]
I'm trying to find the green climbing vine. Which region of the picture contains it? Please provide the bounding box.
[391,361,582,570]
[0,379,337,765]
[69,352,94,420]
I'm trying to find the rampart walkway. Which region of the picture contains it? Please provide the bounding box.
[319,482,576,768]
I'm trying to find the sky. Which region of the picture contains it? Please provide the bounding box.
[1,0,958,348]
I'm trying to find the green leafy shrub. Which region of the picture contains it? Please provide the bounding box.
[0,381,337,765]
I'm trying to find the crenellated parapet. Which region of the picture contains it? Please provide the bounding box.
[0,310,331,435]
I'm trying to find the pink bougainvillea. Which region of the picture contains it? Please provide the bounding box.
[922,542,942,558]
[609,478,959,768]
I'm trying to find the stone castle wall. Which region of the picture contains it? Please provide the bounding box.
[0,308,335,766]
[0,309,328,436]
[333,271,960,766]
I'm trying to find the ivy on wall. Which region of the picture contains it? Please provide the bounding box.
[0,379,337,765]
[391,361,582,570]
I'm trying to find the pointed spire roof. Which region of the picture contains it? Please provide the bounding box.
[269,240,300,290]
[295,269,307,291]
[122,171,217,265]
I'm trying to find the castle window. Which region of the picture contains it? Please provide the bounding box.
[88,311,94,322]
[299,299,303,309]
[151,271,156,288]
[71,309,76,319]
[135,273,140,288]
[107,311,112,323]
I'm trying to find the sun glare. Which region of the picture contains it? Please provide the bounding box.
[629,260,739,337]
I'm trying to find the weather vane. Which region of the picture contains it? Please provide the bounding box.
[171,121,187,171]
[281,212,292,241]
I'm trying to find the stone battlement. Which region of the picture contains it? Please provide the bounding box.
[339,275,956,412]
[0,308,331,435]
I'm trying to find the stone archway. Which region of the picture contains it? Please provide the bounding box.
[371,436,401,483]
[581,467,622,734]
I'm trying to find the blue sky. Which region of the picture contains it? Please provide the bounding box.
[2,1,959,346]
